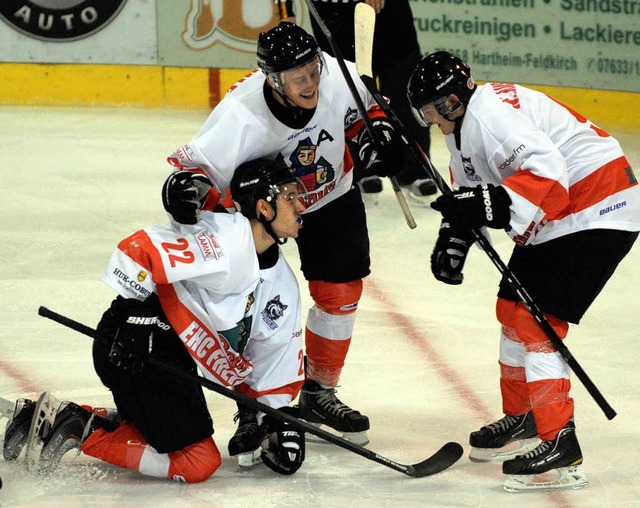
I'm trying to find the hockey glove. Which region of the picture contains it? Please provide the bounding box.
[260,406,305,475]
[108,295,159,375]
[355,118,406,178]
[430,219,475,285]
[162,171,212,225]
[431,184,511,230]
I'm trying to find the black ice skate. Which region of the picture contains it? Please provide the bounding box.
[2,398,35,461]
[298,380,369,446]
[38,401,117,475]
[227,402,267,467]
[469,411,540,462]
[400,177,438,203]
[502,418,587,492]
[24,392,63,471]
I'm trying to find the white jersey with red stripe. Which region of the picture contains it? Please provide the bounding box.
[446,83,640,246]
[102,211,303,403]
[167,52,378,214]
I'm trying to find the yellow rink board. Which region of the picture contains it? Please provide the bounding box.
[0,63,637,131]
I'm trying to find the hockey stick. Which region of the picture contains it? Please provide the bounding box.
[303,0,416,229]
[354,3,616,421]
[37,305,463,478]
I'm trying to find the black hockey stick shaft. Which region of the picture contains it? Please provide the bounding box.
[303,0,416,229]
[354,53,616,420]
[37,305,463,477]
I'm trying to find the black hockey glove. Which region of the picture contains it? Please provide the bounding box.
[260,406,305,475]
[431,219,475,285]
[431,184,511,230]
[162,171,212,225]
[355,118,406,178]
[108,295,159,375]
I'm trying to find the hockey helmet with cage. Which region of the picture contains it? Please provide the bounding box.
[230,158,300,220]
[257,22,324,91]
[407,51,476,127]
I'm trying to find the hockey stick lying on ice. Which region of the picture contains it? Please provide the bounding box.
[354,3,616,422]
[303,0,416,229]
[37,305,463,478]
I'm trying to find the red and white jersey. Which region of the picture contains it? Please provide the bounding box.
[167,53,378,214]
[103,211,303,406]
[446,83,640,246]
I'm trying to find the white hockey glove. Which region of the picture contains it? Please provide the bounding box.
[162,171,212,225]
[260,406,305,475]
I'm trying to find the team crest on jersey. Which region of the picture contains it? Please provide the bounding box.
[461,155,482,182]
[219,315,252,354]
[137,270,147,283]
[288,137,335,193]
[0,0,127,42]
[261,295,287,330]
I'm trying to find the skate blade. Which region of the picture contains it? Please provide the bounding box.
[234,451,262,469]
[25,392,61,472]
[469,438,541,463]
[503,464,588,492]
[0,397,17,420]
[304,422,370,447]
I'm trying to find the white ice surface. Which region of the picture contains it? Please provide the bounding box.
[0,106,638,507]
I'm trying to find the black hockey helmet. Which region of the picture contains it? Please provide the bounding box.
[257,22,320,75]
[231,158,304,244]
[407,51,476,126]
[230,158,300,219]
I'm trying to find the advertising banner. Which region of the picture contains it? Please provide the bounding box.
[0,0,157,64]
[409,0,640,92]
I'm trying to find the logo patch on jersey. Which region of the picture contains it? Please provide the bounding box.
[195,230,223,261]
[0,0,127,42]
[137,270,147,282]
[261,295,287,330]
[461,155,482,182]
[498,144,526,170]
[344,107,358,128]
[175,144,196,164]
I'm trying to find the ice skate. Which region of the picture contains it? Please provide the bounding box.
[400,177,438,204]
[227,402,267,468]
[2,398,36,461]
[38,401,117,475]
[469,411,540,462]
[24,392,63,471]
[298,380,369,446]
[502,418,587,492]
[358,175,383,194]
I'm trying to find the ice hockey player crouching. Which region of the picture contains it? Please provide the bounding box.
[407,51,639,492]
[4,159,308,481]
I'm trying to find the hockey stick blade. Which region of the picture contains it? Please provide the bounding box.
[304,0,416,229]
[38,305,464,477]
[408,441,464,478]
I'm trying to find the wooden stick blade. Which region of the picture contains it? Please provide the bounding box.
[354,3,376,78]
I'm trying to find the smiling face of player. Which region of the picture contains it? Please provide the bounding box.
[277,57,323,109]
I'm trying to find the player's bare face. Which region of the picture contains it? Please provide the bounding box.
[272,182,306,238]
[280,58,322,109]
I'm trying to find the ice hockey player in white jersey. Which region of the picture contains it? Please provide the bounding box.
[5,159,308,481]
[161,22,409,445]
[407,51,640,492]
